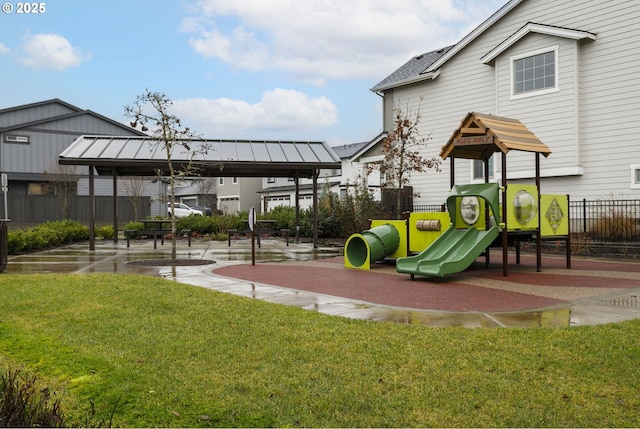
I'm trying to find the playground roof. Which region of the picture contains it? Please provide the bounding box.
[440,112,552,160]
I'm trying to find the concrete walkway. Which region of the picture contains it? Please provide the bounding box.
[4,237,640,328]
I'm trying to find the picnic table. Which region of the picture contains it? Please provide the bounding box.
[228,220,289,247]
[125,219,191,249]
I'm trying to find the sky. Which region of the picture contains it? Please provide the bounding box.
[0,0,506,147]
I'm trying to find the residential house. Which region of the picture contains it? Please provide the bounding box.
[331,132,386,201]
[257,132,410,214]
[0,99,151,223]
[259,174,339,214]
[371,0,640,207]
[216,176,262,214]
[0,99,220,222]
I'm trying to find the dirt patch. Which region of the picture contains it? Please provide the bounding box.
[127,259,215,267]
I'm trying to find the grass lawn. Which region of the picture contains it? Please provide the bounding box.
[0,273,639,427]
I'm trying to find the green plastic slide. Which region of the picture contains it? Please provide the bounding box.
[395,226,499,278]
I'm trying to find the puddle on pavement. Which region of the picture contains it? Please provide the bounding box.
[489,308,572,327]
[4,263,85,274]
[1,242,582,328]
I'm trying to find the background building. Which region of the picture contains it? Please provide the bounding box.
[371,0,640,206]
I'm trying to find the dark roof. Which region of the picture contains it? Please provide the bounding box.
[331,132,387,160]
[370,46,454,92]
[331,141,370,159]
[59,136,341,178]
[0,98,81,115]
[0,98,146,136]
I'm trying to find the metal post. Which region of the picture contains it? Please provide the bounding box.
[89,166,95,251]
[313,170,318,249]
[535,153,542,272]
[112,171,118,243]
[502,152,508,277]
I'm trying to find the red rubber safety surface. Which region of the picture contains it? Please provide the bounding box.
[213,254,640,312]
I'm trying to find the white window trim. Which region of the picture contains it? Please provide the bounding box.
[5,134,30,143]
[470,156,497,183]
[631,164,640,189]
[510,45,559,100]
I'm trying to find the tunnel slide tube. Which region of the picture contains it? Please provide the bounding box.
[344,224,400,270]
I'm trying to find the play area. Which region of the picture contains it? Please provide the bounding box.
[344,112,570,278]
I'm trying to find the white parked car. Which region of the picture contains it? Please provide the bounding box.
[167,202,203,218]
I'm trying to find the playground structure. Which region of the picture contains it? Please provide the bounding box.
[344,112,571,277]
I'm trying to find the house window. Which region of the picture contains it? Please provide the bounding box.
[27,183,47,195]
[631,164,640,189]
[511,46,558,98]
[232,177,238,184]
[5,134,30,144]
[267,177,275,184]
[472,156,494,181]
[218,177,224,186]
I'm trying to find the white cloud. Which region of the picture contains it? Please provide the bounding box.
[172,88,338,137]
[19,33,91,70]
[182,0,504,83]
[0,42,9,55]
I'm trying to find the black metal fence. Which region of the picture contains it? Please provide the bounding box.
[570,198,640,242]
[411,198,640,244]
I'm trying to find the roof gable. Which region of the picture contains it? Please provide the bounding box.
[440,112,551,160]
[373,0,527,92]
[0,98,82,116]
[332,132,387,161]
[425,0,526,73]
[481,22,597,64]
[0,98,146,136]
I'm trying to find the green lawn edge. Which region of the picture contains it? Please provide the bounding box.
[1,273,639,427]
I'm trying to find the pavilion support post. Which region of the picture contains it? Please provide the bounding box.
[112,170,118,243]
[566,194,571,269]
[501,152,508,277]
[89,166,95,251]
[536,153,542,272]
[294,173,300,242]
[312,169,319,249]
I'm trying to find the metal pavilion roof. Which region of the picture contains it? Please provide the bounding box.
[59,136,341,178]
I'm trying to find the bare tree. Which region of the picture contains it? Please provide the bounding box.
[371,99,441,218]
[125,89,206,261]
[196,177,216,209]
[121,176,151,222]
[43,162,80,219]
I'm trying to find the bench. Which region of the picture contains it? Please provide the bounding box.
[125,229,192,249]
[228,227,290,247]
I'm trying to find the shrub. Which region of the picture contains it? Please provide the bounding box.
[177,214,215,234]
[96,225,114,240]
[7,220,89,255]
[0,367,65,428]
[7,230,26,254]
[211,213,243,236]
[267,206,296,230]
[122,221,144,233]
